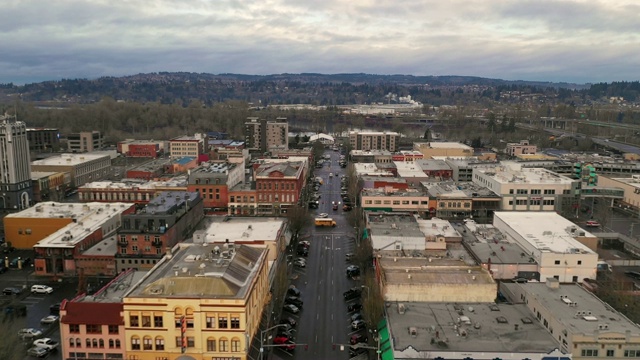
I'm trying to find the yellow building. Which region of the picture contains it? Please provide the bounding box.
[123,244,270,360]
[414,142,473,159]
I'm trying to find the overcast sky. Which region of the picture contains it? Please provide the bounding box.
[2,0,639,84]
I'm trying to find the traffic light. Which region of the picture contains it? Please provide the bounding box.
[332,344,336,350]
[305,344,309,351]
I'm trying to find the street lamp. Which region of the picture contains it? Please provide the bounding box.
[361,285,370,302]
[260,324,289,360]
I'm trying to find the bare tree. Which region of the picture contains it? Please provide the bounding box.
[0,302,28,360]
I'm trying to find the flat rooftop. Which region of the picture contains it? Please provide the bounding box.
[80,176,188,190]
[360,176,407,184]
[494,212,596,254]
[82,235,118,256]
[77,269,148,303]
[140,191,199,214]
[475,162,575,185]
[362,188,427,197]
[351,150,392,156]
[416,159,452,171]
[503,282,640,335]
[464,224,533,265]
[32,153,109,166]
[367,212,425,238]
[128,158,172,172]
[126,244,266,299]
[170,136,201,141]
[602,176,640,190]
[353,163,394,176]
[31,171,60,180]
[384,263,494,285]
[349,131,399,136]
[202,217,285,242]
[395,161,429,178]
[423,181,500,198]
[387,301,563,354]
[416,218,461,238]
[417,141,473,150]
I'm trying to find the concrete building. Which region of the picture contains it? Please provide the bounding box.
[598,175,640,210]
[414,142,474,158]
[493,212,598,283]
[67,131,104,152]
[79,177,188,204]
[394,161,432,185]
[379,256,496,302]
[117,191,204,272]
[31,153,112,188]
[125,158,172,180]
[244,117,289,152]
[422,181,501,221]
[18,202,135,275]
[350,150,393,164]
[27,127,60,152]
[31,171,70,202]
[59,269,148,360]
[187,161,244,209]
[349,131,399,152]
[352,163,395,178]
[415,159,453,179]
[502,279,640,360]
[506,140,538,156]
[308,133,334,145]
[117,139,165,158]
[386,300,569,360]
[168,134,206,159]
[472,162,579,212]
[122,244,269,360]
[361,189,431,215]
[0,114,33,210]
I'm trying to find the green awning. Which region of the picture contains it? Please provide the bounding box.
[378,319,394,360]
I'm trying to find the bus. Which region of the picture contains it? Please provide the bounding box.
[315,218,337,227]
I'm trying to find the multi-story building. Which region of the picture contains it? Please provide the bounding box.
[122,244,270,360]
[391,150,424,162]
[116,191,203,272]
[352,163,395,178]
[31,171,70,202]
[361,188,431,214]
[31,153,112,188]
[3,201,135,271]
[169,134,206,159]
[502,279,640,360]
[349,131,399,152]
[415,159,453,179]
[360,176,408,191]
[350,150,393,164]
[422,181,501,221]
[0,114,33,210]
[118,139,166,158]
[493,211,598,282]
[394,161,432,185]
[597,175,640,210]
[506,140,537,156]
[59,269,147,360]
[79,177,188,204]
[255,161,305,215]
[27,127,60,152]
[227,183,257,216]
[414,141,474,158]
[187,161,244,209]
[67,131,104,153]
[472,162,579,212]
[244,117,288,152]
[125,158,172,180]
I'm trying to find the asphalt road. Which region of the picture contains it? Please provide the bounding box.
[272,149,360,360]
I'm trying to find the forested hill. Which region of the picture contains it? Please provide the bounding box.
[0,72,589,105]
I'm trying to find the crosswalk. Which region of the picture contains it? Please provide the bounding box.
[21,295,46,307]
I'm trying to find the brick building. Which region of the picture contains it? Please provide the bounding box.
[255,161,305,215]
[118,139,166,158]
[125,158,171,180]
[187,161,244,209]
[78,177,188,204]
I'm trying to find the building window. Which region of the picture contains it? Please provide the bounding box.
[99,339,104,348]
[231,317,240,329]
[76,338,82,348]
[577,260,582,265]
[108,325,118,334]
[130,315,139,327]
[69,338,75,348]
[207,338,216,352]
[109,339,114,349]
[624,350,640,357]
[132,245,138,252]
[219,317,228,328]
[607,349,615,357]
[86,324,101,334]
[187,337,195,348]
[554,260,560,265]
[143,337,152,350]
[155,337,165,351]
[582,349,598,357]
[86,339,91,348]
[131,337,140,350]
[154,315,163,327]
[206,316,215,328]
[231,338,240,352]
[115,340,121,349]
[142,315,151,327]
[69,324,80,333]
[219,339,228,352]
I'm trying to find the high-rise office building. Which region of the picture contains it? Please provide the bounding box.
[0,114,32,210]
[244,117,288,152]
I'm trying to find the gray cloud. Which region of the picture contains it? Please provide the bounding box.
[0,0,638,84]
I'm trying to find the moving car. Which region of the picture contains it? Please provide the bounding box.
[283,304,300,314]
[40,315,59,325]
[18,328,43,340]
[31,285,54,294]
[585,220,601,227]
[33,338,60,350]
[332,203,339,211]
[318,213,329,218]
[3,287,22,296]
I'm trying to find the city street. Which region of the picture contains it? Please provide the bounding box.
[272,148,360,360]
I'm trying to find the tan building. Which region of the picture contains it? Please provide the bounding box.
[349,131,399,152]
[169,134,206,159]
[502,279,640,360]
[414,142,473,158]
[379,256,496,302]
[67,131,104,152]
[31,171,70,202]
[244,117,288,152]
[598,175,640,209]
[123,244,270,360]
[506,140,537,156]
[31,153,112,188]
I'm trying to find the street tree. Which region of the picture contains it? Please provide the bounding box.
[286,205,312,242]
[0,303,28,360]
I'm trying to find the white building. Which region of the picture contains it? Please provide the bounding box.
[493,211,598,283]
[473,161,579,211]
[0,114,32,210]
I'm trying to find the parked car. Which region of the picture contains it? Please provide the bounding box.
[343,288,362,301]
[351,319,365,330]
[3,287,22,296]
[308,201,319,209]
[283,304,300,314]
[280,317,297,327]
[285,297,303,308]
[346,265,360,277]
[18,328,43,340]
[287,286,301,297]
[585,220,601,227]
[297,248,309,257]
[351,312,363,322]
[280,340,296,352]
[349,345,368,357]
[350,333,368,345]
[345,253,354,261]
[299,240,311,248]
[27,346,49,358]
[293,259,306,268]
[31,285,54,294]
[343,205,353,211]
[625,271,640,280]
[348,303,363,312]
[0,264,7,273]
[49,303,61,315]
[273,335,290,344]
[33,338,60,350]
[40,315,59,325]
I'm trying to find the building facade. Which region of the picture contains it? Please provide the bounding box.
[67,131,104,153]
[255,161,305,215]
[32,153,112,188]
[31,171,69,202]
[506,140,537,156]
[118,139,166,158]
[78,177,188,204]
[0,114,33,210]
[187,161,244,209]
[349,131,399,152]
[169,134,206,159]
[244,117,289,152]
[27,127,60,152]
